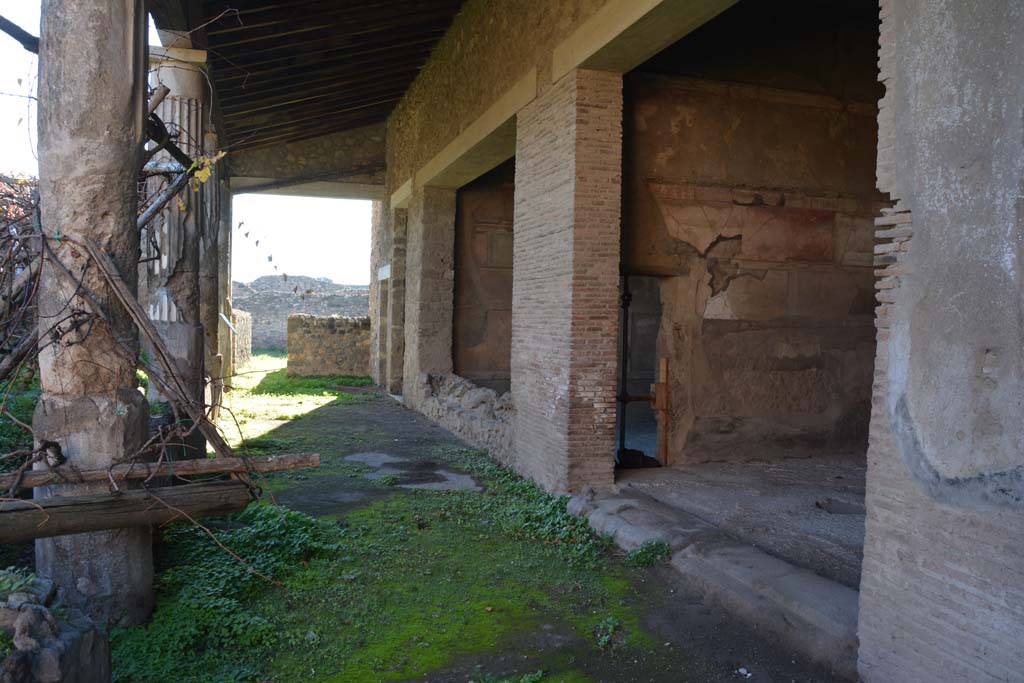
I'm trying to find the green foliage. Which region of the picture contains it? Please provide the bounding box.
[110,504,345,683]
[470,671,546,683]
[624,541,672,568]
[437,448,609,568]
[0,566,34,596]
[0,368,39,468]
[251,368,371,397]
[594,616,621,649]
[0,629,13,658]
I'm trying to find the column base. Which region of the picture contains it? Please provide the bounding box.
[33,390,153,626]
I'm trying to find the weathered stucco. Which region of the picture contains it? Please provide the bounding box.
[452,160,515,394]
[858,1,1024,680]
[623,74,883,459]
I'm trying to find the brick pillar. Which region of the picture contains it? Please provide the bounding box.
[386,208,407,395]
[511,69,621,493]
[403,187,456,409]
[34,0,153,624]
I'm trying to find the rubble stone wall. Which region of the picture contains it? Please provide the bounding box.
[418,374,514,463]
[286,315,371,378]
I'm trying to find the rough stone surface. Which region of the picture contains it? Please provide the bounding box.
[230,309,252,370]
[230,122,385,186]
[232,276,368,350]
[286,315,370,378]
[857,2,1024,681]
[385,209,407,395]
[0,574,110,683]
[402,187,457,410]
[418,374,513,463]
[511,68,621,493]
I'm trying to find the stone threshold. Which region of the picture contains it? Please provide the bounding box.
[567,488,859,680]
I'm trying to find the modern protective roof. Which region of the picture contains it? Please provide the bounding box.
[198,0,465,151]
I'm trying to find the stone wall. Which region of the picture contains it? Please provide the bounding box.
[232,276,368,350]
[857,1,1024,681]
[230,309,252,370]
[286,315,370,378]
[0,576,109,683]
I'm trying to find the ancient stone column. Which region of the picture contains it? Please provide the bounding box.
[402,187,456,409]
[34,0,153,624]
[511,68,622,493]
[143,47,207,450]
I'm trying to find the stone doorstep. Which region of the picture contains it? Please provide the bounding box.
[567,490,859,681]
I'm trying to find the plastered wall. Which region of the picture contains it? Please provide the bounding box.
[452,161,515,394]
[622,72,883,460]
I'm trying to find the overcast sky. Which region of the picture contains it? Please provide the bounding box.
[0,2,371,286]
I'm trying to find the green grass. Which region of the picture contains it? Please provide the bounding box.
[218,354,371,452]
[112,472,638,683]
[251,368,371,396]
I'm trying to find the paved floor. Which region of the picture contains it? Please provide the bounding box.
[618,452,867,587]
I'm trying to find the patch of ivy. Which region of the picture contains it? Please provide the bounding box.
[110,504,345,683]
[624,541,672,568]
[0,629,13,659]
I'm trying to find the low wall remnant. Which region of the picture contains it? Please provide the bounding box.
[287,315,371,377]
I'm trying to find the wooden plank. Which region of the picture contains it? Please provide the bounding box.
[0,481,251,543]
[0,453,319,491]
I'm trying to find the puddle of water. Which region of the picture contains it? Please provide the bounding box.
[346,452,482,492]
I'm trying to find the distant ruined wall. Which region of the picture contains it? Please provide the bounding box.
[231,309,252,370]
[232,276,368,350]
[286,315,371,377]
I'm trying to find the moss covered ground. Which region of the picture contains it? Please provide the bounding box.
[104,354,828,682]
[107,356,688,682]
